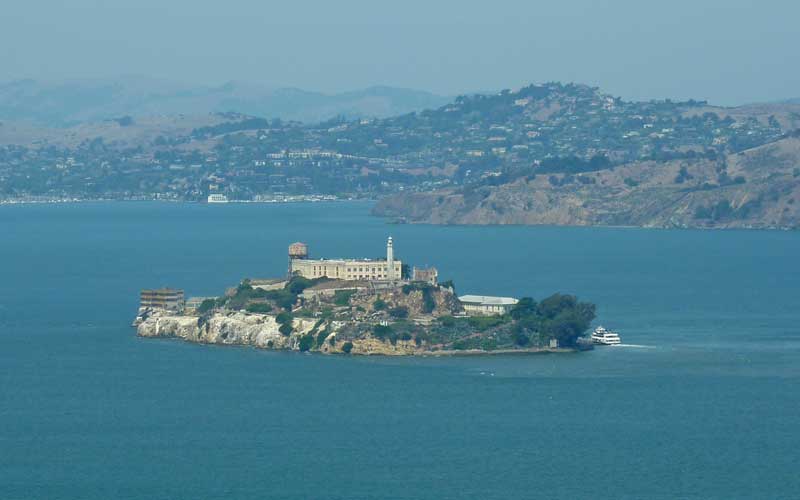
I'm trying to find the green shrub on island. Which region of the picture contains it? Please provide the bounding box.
[236,276,329,311]
[389,306,409,319]
[225,281,271,309]
[197,299,217,314]
[468,315,508,331]
[453,335,498,351]
[333,289,356,306]
[279,323,294,336]
[373,324,394,339]
[245,302,272,314]
[422,289,436,313]
[316,329,329,348]
[341,341,354,354]
[512,329,530,346]
[263,289,297,310]
[372,324,401,345]
[287,275,325,295]
[481,337,498,351]
[437,315,457,327]
[401,282,425,294]
[453,337,478,351]
[510,293,596,346]
[276,312,294,336]
[298,333,314,352]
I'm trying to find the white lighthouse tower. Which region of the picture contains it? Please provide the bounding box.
[386,236,395,281]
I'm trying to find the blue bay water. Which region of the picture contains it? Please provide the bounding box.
[1,201,798,499]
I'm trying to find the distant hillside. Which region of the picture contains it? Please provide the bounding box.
[3,81,800,230]
[0,77,450,125]
[374,136,800,229]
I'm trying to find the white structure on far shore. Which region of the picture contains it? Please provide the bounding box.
[459,295,519,316]
[207,194,229,203]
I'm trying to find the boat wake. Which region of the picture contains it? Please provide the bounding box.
[614,344,656,349]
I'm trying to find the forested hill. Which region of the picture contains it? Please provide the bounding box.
[2,82,800,230]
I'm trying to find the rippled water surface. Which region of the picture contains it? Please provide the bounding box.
[1,202,798,499]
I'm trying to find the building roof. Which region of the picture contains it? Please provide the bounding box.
[458,295,518,306]
[292,257,394,264]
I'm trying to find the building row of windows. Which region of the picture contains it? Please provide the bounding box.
[310,266,393,273]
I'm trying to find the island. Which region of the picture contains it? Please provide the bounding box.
[134,238,597,355]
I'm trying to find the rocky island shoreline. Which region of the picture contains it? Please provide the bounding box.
[135,239,597,356]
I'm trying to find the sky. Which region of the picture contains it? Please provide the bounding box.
[1,0,798,105]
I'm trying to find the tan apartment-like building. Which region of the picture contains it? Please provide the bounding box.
[140,288,185,312]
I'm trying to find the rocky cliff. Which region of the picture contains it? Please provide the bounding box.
[137,311,435,356]
[139,312,316,348]
[373,137,800,229]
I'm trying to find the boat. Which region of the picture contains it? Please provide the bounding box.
[591,326,621,345]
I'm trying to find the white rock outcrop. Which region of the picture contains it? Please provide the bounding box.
[137,311,318,350]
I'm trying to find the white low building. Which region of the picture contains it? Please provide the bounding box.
[207,194,229,203]
[459,295,519,316]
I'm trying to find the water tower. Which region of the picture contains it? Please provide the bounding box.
[288,242,308,259]
[288,242,308,278]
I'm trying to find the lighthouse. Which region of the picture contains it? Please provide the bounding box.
[386,236,395,281]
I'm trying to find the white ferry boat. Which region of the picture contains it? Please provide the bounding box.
[591,326,621,345]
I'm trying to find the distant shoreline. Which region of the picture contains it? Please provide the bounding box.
[0,197,375,206]
[2,199,795,232]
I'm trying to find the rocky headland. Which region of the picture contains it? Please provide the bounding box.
[373,137,800,229]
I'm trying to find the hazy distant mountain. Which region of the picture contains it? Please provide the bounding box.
[0,77,450,125]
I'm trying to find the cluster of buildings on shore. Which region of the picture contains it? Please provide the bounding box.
[139,237,518,317]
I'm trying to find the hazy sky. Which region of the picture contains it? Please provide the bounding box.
[1,0,798,105]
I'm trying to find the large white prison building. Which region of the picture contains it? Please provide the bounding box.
[288,237,402,281]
